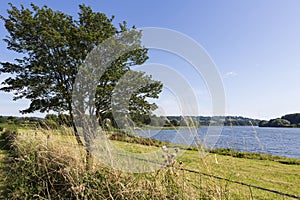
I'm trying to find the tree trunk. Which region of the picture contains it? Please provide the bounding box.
[69,102,94,170]
[85,142,93,170]
[68,104,84,146]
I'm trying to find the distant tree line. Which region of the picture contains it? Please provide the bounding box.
[259,113,300,128]
[0,114,73,129]
[166,116,260,127]
[0,115,40,124]
[0,114,261,128]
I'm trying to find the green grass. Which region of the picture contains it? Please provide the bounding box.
[1,129,197,199]
[134,125,200,130]
[111,140,300,199]
[1,125,299,199]
[0,129,9,197]
[183,149,300,198]
[208,148,300,165]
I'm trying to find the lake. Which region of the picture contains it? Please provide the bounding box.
[135,126,300,159]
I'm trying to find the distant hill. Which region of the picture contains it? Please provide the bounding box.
[0,115,42,124]
[0,116,43,120]
[166,116,261,126]
[0,114,261,127]
[259,113,300,128]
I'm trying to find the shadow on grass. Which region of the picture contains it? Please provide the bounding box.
[0,129,17,198]
[0,132,8,197]
[0,133,9,151]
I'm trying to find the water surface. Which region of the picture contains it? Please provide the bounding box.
[135,126,300,159]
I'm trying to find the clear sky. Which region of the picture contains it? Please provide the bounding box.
[1,0,300,120]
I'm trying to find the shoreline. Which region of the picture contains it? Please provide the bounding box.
[109,132,300,163]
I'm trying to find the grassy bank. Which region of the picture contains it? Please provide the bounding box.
[1,127,299,199]
[110,131,300,165]
[0,131,7,193]
[0,128,204,199]
[111,139,300,198]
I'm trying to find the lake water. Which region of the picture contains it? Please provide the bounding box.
[135,126,300,159]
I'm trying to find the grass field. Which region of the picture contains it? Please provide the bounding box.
[111,139,300,199]
[0,133,6,192]
[0,126,299,199]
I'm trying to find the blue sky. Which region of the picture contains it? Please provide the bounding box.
[1,0,300,120]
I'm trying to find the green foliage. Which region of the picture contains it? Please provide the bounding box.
[163,119,181,127]
[281,113,300,125]
[96,68,162,128]
[166,116,260,127]
[259,117,293,127]
[269,118,291,127]
[0,116,40,130]
[38,119,59,129]
[179,117,199,127]
[109,131,169,147]
[209,148,300,165]
[149,116,165,127]
[39,114,77,129]
[258,113,300,127]
[45,114,58,122]
[1,128,18,150]
[0,3,120,114]
[258,120,269,127]
[57,114,72,126]
[0,3,162,132]
[0,116,6,123]
[170,119,180,126]
[7,116,16,123]
[12,118,22,125]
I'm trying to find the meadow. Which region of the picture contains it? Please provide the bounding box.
[0,125,299,199]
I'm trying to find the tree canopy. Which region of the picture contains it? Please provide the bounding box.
[0,3,162,143]
[259,113,300,127]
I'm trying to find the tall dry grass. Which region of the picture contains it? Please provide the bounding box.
[1,128,210,199]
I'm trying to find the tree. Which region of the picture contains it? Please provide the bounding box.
[258,120,269,127]
[0,116,6,123]
[281,113,300,125]
[170,119,180,126]
[104,70,162,128]
[45,114,58,122]
[268,118,291,127]
[0,4,162,148]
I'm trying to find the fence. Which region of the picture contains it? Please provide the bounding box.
[116,153,300,200]
[174,166,300,199]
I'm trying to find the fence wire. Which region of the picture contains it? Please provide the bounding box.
[116,152,300,199]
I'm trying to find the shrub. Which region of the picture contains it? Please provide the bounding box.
[109,132,169,147]
[0,116,6,123]
[38,119,59,129]
[2,128,18,150]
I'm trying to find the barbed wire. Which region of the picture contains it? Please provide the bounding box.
[116,152,300,199]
